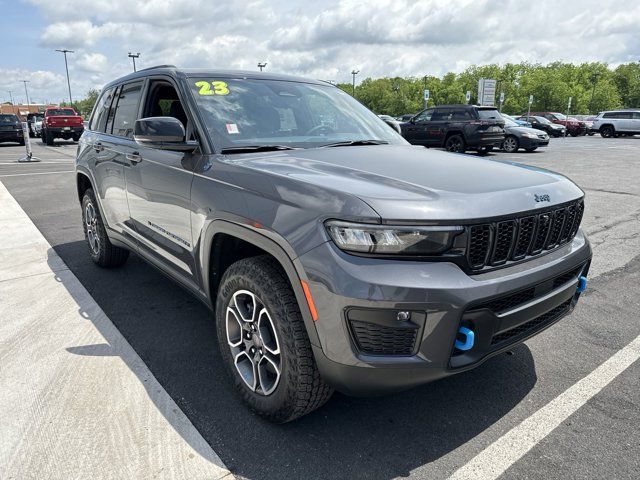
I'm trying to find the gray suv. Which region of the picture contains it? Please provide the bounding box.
[76,66,592,422]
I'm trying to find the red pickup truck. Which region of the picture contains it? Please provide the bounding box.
[41,107,84,145]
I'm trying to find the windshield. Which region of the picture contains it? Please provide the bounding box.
[47,109,76,116]
[188,78,406,150]
[477,108,501,120]
[0,114,19,124]
[501,115,518,127]
[552,113,566,120]
[533,116,552,125]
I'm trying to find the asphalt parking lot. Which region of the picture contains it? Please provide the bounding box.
[1,136,639,479]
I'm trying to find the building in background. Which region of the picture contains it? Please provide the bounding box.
[0,103,50,120]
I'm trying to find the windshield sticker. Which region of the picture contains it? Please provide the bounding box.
[226,123,240,134]
[195,80,230,96]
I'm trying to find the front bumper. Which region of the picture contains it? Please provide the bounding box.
[520,136,549,148]
[300,231,591,395]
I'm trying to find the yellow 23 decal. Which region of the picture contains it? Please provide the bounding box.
[195,80,230,96]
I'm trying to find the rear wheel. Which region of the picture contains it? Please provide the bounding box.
[600,125,614,138]
[81,189,129,267]
[216,255,333,423]
[445,134,466,153]
[503,135,519,153]
[45,131,54,146]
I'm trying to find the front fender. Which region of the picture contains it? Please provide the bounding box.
[199,219,322,347]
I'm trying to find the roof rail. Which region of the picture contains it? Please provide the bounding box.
[136,64,177,72]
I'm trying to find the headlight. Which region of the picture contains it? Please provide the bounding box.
[522,132,538,139]
[325,220,463,255]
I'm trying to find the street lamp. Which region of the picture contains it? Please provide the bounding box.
[589,72,600,115]
[128,52,140,72]
[257,62,267,72]
[351,69,359,96]
[55,49,74,104]
[21,80,31,109]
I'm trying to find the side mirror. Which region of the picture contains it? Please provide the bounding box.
[134,117,198,152]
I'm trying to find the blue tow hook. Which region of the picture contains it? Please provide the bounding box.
[577,275,588,293]
[455,326,475,351]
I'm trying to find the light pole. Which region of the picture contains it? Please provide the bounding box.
[257,62,267,72]
[21,80,31,109]
[128,52,140,72]
[55,49,74,105]
[589,72,600,115]
[351,69,359,96]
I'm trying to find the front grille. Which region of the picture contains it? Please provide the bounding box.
[490,299,572,345]
[465,199,584,271]
[349,320,418,356]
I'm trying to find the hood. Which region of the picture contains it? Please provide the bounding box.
[221,145,583,222]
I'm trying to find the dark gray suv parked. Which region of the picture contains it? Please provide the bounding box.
[76,66,592,422]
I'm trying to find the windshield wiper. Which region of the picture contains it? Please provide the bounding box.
[320,139,389,148]
[220,145,299,154]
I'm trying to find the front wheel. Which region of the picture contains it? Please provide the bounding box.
[445,134,466,153]
[600,125,614,138]
[81,189,129,267]
[216,256,333,423]
[503,135,519,153]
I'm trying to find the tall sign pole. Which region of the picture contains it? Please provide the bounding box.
[128,52,140,72]
[351,69,360,97]
[21,80,31,109]
[55,49,74,104]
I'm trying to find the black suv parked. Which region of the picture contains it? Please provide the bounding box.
[0,114,25,145]
[400,105,505,153]
[76,67,591,422]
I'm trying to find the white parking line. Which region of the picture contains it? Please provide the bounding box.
[0,171,75,177]
[0,181,231,479]
[449,333,640,480]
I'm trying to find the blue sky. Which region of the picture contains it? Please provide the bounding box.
[2,0,639,105]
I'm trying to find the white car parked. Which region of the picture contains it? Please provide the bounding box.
[591,109,640,138]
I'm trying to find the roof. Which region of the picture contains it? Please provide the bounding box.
[102,65,330,90]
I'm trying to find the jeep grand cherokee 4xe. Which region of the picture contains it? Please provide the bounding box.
[76,66,592,422]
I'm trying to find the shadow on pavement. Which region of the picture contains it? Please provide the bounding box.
[50,240,537,480]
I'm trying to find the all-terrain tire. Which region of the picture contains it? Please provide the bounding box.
[216,255,333,423]
[81,189,129,267]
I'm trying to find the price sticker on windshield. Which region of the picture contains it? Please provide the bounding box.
[194,80,230,96]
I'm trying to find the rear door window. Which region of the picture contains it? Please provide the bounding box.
[111,82,144,138]
[451,109,473,120]
[431,109,451,121]
[90,87,116,132]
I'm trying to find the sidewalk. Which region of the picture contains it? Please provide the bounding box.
[0,181,231,479]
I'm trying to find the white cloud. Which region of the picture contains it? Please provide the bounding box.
[7,0,640,103]
[75,53,109,73]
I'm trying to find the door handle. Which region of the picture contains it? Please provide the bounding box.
[126,152,142,164]
[93,141,103,152]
